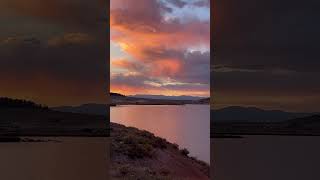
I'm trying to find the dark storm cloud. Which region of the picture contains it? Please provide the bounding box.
[0,0,107,106]
[0,33,107,105]
[213,70,320,96]
[0,0,106,31]
[213,0,320,111]
[111,74,154,89]
[178,51,210,84]
[214,0,320,72]
[0,35,105,81]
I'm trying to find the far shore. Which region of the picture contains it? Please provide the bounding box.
[0,136,62,143]
[212,122,320,138]
[111,101,209,106]
[110,102,209,106]
[110,92,210,106]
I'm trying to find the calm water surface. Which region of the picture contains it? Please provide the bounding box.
[212,135,320,180]
[0,137,109,180]
[111,105,210,164]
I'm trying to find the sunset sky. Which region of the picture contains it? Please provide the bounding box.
[213,0,320,112]
[0,0,107,106]
[110,0,210,97]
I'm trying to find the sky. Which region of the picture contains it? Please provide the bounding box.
[110,0,210,97]
[213,0,320,112]
[0,0,107,106]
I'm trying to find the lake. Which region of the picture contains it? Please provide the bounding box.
[212,135,320,180]
[111,104,210,164]
[0,137,109,180]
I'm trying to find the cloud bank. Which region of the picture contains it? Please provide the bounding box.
[0,0,107,106]
[213,0,320,112]
[110,0,210,96]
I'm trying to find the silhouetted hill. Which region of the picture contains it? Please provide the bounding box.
[285,114,320,128]
[0,97,48,109]
[198,98,210,104]
[52,103,108,116]
[212,106,312,122]
[110,92,126,97]
[212,107,320,137]
[0,97,108,136]
[130,94,205,101]
[110,92,209,105]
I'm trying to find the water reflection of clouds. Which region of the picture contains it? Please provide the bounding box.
[111,105,210,163]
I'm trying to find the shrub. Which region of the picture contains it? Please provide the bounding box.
[118,165,130,176]
[152,137,167,149]
[159,168,170,176]
[180,148,190,156]
[172,143,179,150]
[126,143,153,159]
[121,134,154,159]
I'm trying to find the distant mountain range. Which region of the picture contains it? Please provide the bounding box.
[52,103,108,116]
[52,93,209,115]
[110,92,126,97]
[285,114,320,128]
[212,106,320,136]
[130,94,206,101]
[53,100,316,124]
[212,106,316,122]
[110,92,209,105]
[0,97,108,136]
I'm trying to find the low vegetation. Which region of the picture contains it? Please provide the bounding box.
[111,123,210,179]
[180,148,190,156]
[112,125,169,159]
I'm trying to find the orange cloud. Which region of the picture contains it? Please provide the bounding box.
[151,59,182,76]
[110,19,209,61]
[48,33,95,46]
[110,0,210,96]
[110,1,209,62]
[111,84,209,97]
[111,59,142,72]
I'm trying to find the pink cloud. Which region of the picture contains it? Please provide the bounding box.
[110,0,210,95]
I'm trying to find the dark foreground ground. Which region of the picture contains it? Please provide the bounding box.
[212,114,320,137]
[1,105,209,179]
[0,108,108,137]
[110,123,210,180]
[0,137,109,180]
[212,136,320,180]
